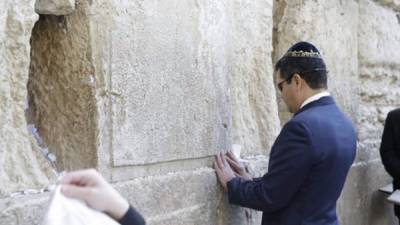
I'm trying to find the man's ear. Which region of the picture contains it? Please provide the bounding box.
[293,73,302,86]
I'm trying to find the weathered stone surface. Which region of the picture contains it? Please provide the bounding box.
[28,2,98,171]
[273,0,360,123]
[230,0,280,156]
[355,3,400,224]
[359,0,400,67]
[375,0,400,14]
[338,161,397,225]
[0,156,268,225]
[0,194,49,224]
[358,0,400,165]
[26,0,277,183]
[114,168,219,223]
[0,0,55,197]
[35,0,75,15]
[109,0,231,166]
[351,1,400,225]
[358,0,400,116]
[146,203,215,225]
[115,158,267,225]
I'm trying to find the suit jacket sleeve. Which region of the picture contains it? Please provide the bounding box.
[380,111,400,179]
[118,206,146,225]
[227,121,314,212]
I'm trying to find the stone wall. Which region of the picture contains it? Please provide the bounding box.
[348,0,400,224]
[0,0,55,197]
[1,0,400,225]
[28,1,98,171]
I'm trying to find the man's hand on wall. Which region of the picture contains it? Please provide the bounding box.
[214,152,235,192]
[225,151,252,181]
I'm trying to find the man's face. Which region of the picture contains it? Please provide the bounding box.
[276,70,296,113]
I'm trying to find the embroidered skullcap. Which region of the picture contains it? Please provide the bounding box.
[283,41,322,58]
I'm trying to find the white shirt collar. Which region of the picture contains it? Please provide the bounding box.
[300,91,330,109]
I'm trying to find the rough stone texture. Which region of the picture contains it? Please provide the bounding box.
[273,0,360,124]
[0,158,268,225]
[35,0,75,15]
[0,0,55,197]
[114,168,221,224]
[111,157,268,224]
[230,0,280,156]
[356,0,400,164]
[28,1,98,171]
[5,0,272,223]
[359,0,400,69]
[338,161,397,225]
[353,2,400,224]
[375,0,400,11]
[109,0,231,167]
[0,194,49,224]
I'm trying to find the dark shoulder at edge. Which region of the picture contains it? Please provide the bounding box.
[388,108,400,120]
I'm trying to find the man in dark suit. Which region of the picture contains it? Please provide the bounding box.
[214,42,357,225]
[380,108,400,224]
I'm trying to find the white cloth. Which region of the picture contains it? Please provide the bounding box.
[300,91,330,109]
[43,186,119,225]
[388,190,400,206]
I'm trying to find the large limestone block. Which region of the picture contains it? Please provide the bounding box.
[0,0,55,197]
[358,0,400,162]
[337,161,397,225]
[356,104,390,151]
[0,156,267,225]
[359,0,400,67]
[273,0,360,123]
[359,72,400,108]
[114,167,266,225]
[35,0,75,15]
[114,169,219,224]
[358,0,400,108]
[0,194,49,225]
[230,0,280,156]
[110,0,231,166]
[28,2,98,171]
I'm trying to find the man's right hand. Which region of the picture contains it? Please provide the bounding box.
[225,151,252,181]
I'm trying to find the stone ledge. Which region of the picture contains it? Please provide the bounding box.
[35,0,76,15]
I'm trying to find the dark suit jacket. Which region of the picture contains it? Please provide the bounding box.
[119,206,146,225]
[380,108,400,216]
[227,96,356,225]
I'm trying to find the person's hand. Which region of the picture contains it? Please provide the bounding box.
[60,169,129,221]
[214,152,235,192]
[226,151,252,181]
